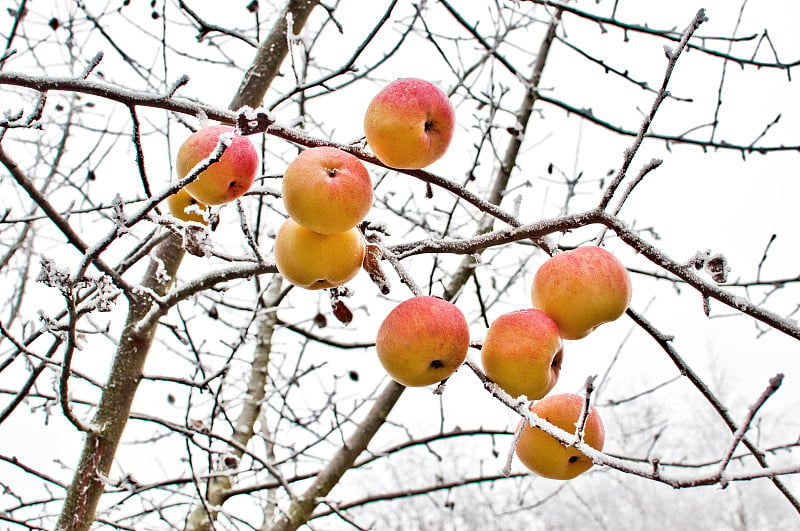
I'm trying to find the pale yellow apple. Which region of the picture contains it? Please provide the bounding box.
[516,393,605,480]
[167,188,209,225]
[376,296,469,387]
[363,78,455,169]
[531,246,632,340]
[282,146,373,234]
[274,218,365,290]
[176,124,259,206]
[481,309,563,400]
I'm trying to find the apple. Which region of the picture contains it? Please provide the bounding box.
[176,124,259,206]
[531,246,632,340]
[515,393,605,480]
[167,188,209,225]
[363,78,455,169]
[376,296,469,387]
[481,309,562,400]
[282,146,373,234]
[274,218,365,290]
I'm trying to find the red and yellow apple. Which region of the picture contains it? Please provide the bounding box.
[516,393,605,480]
[282,146,373,234]
[176,124,259,206]
[274,218,365,290]
[481,309,563,400]
[363,78,455,170]
[167,188,209,225]
[531,246,632,340]
[376,296,469,387]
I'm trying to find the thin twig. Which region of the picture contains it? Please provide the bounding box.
[599,9,708,210]
[60,292,99,434]
[717,373,784,483]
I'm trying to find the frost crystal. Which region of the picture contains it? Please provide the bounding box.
[38,310,64,338]
[37,257,70,291]
[196,109,209,129]
[111,194,129,235]
[151,254,170,284]
[93,275,119,312]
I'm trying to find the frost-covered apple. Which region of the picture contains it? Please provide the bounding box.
[363,78,455,170]
[481,309,563,400]
[274,218,365,290]
[282,146,373,235]
[176,125,259,206]
[516,393,605,480]
[376,296,469,387]
[531,246,632,340]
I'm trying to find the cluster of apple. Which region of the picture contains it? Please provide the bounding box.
[376,246,631,481]
[168,80,629,483]
[273,146,373,289]
[272,78,456,289]
[169,77,456,290]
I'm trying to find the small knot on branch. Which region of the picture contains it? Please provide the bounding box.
[235,106,276,135]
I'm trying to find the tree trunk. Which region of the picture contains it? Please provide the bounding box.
[56,1,321,528]
[56,232,186,531]
[268,12,563,529]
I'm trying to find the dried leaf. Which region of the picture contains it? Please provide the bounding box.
[363,243,390,294]
[705,254,730,283]
[183,224,211,257]
[332,299,353,326]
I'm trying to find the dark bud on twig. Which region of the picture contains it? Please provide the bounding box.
[235,106,276,135]
[7,7,27,18]
[688,250,730,283]
[208,210,220,231]
[313,312,327,328]
[330,286,352,299]
[222,454,239,469]
[705,254,729,283]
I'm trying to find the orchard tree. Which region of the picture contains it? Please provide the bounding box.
[1,1,799,530]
